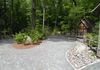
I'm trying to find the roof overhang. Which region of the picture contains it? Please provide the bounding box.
[81,19,89,28]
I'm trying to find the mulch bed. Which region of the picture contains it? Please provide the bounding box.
[13,40,42,49]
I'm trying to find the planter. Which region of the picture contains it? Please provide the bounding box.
[13,40,43,49]
[13,43,35,49]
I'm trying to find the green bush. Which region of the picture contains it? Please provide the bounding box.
[84,33,98,47]
[84,33,93,40]
[93,22,99,34]
[84,33,93,46]
[52,28,59,35]
[60,21,70,34]
[14,33,27,44]
[29,30,44,43]
[14,29,45,44]
[90,34,98,47]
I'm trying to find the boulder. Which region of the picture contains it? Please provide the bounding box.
[24,36,32,45]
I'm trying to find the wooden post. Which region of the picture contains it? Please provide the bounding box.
[32,0,36,29]
[97,15,100,57]
[90,3,100,57]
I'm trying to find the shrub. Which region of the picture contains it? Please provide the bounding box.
[14,33,27,44]
[60,23,70,34]
[29,29,44,43]
[52,28,59,35]
[14,29,45,44]
[84,33,98,47]
[93,22,99,34]
[84,33,92,45]
[84,33,93,40]
[90,34,98,47]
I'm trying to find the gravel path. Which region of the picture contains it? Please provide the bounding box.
[0,36,75,70]
[67,42,96,69]
[82,62,100,70]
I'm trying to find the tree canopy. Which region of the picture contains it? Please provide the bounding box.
[0,0,100,36]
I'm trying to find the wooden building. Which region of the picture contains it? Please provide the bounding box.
[78,19,93,38]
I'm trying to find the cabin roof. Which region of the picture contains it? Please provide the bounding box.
[80,19,93,28]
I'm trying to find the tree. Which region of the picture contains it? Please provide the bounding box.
[32,0,36,28]
[0,0,100,37]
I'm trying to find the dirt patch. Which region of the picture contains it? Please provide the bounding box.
[13,40,42,49]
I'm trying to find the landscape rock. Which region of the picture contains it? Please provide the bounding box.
[24,36,32,45]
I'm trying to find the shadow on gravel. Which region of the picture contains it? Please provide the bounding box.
[47,36,76,42]
[82,62,100,70]
[0,39,14,44]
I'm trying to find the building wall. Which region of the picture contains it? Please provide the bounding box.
[78,23,87,38]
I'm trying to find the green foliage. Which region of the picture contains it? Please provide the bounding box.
[52,28,60,35]
[90,34,98,47]
[11,0,31,33]
[84,33,98,47]
[14,29,44,44]
[0,0,100,38]
[93,22,99,34]
[14,33,27,44]
[0,0,32,35]
[28,29,44,43]
[84,33,93,40]
[60,21,70,34]
[36,0,100,34]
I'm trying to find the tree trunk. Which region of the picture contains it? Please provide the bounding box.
[72,0,77,6]
[43,7,45,33]
[4,0,6,24]
[32,0,36,29]
[11,0,13,26]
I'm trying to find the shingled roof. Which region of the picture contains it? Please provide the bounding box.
[81,19,93,28]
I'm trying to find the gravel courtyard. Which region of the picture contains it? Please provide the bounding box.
[0,36,75,70]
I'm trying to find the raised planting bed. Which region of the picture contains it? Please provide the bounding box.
[13,40,42,49]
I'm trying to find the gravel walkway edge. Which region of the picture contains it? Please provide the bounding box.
[0,36,75,70]
[65,42,100,70]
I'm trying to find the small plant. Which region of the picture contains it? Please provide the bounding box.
[90,34,98,47]
[60,21,70,34]
[84,33,98,47]
[84,33,93,40]
[52,28,59,35]
[14,33,27,44]
[29,29,44,43]
[14,29,45,44]
[84,33,93,46]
